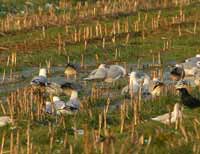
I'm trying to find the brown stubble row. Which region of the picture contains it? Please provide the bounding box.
[0,83,199,153]
[0,0,191,33]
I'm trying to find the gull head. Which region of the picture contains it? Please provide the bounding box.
[129,71,137,79]
[173,103,180,112]
[196,54,200,58]
[53,96,60,102]
[46,101,51,105]
[98,64,106,69]
[39,68,47,77]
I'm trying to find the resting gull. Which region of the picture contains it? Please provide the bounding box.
[84,64,126,83]
[104,64,126,83]
[121,71,151,96]
[185,54,200,63]
[46,90,80,115]
[84,64,107,81]
[30,68,49,86]
[151,103,182,124]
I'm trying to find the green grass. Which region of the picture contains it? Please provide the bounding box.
[1,0,200,153]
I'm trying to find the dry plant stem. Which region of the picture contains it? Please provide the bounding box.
[0,132,6,154]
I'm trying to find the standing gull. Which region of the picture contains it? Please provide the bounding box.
[151,103,182,124]
[151,78,165,97]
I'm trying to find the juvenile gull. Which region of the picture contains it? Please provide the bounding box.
[64,63,79,80]
[170,64,185,81]
[30,68,48,86]
[151,78,165,97]
[151,103,182,124]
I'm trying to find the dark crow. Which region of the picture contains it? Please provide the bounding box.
[177,88,200,108]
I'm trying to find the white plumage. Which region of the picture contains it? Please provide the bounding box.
[84,64,126,83]
[0,116,11,127]
[45,90,80,115]
[121,71,150,96]
[151,103,182,124]
[31,68,48,86]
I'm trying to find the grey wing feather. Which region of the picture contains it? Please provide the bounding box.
[66,99,80,109]
[31,76,48,86]
[107,66,123,79]
[45,102,52,114]
[84,68,107,80]
[54,101,66,110]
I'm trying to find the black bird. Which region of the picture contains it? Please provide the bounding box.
[177,88,200,108]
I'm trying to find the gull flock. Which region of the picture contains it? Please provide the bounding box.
[1,54,200,127]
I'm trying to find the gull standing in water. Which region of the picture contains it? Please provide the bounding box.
[151,103,182,124]
[31,68,49,86]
